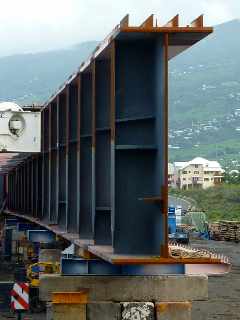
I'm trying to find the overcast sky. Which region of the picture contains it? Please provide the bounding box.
[0,0,239,57]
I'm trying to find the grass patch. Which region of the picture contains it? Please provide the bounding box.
[170,184,240,222]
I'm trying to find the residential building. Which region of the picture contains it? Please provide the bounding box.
[168,163,174,187]
[169,157,224,190]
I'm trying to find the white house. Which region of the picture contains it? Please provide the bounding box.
[170,157,225,190]
[168,163,174,187]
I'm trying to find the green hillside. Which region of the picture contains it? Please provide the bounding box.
[170,184,240,221]
[169,19,240,168]
[0,41,98,104]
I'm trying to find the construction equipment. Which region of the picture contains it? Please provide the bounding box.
[168,207,189,244]
[27,261,60,287]
[169,231,189,244]
[26,261,60,313]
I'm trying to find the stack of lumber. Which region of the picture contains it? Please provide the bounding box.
[169,245,212,259]
[178,224,196,233]
[169,244,229,264]
[209,223,224,241]
[210,221,240,242]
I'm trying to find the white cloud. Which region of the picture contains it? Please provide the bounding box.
[0,0,239,56]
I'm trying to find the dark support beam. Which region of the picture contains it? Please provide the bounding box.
[23,163,26,213]
[27,160,29,213]
[162,33,169,258]
[92,62,96,236]
[49,100,58,223]
[68,83,79,233]
[48,104,52,222]
[77,75,81,233]
[65,87,69,231]
[56,96,60,224]
[110,41,116,244]
[58,93,67,230]
[15,169,17,210]
[43,108,50,221]
[35,157,39,217]
[31,158,34,216]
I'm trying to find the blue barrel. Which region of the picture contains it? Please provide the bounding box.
[168,215,177,234]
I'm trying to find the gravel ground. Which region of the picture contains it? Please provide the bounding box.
[0,312,45,320]
[192,239,240,320]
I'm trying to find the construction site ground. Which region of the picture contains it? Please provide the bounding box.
[192,239,240,320]
[0,312,44,319]
[0,239,239,319]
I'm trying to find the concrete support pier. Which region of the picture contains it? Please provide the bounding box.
[40,275,208,320]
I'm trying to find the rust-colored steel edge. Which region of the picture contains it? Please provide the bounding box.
[163,14,179,27]
[41,108,45,219]
[77,75,81,232]
[55,95,60,223]
[44,14,212,108]
[87,245,229,266]
[48,103,52,222]
[120,14,129,27]
[110,257,224,265]
[140,14,154,28]
[119,26,213,33]
[65,86,70,154]
[4,209,82,243]
[141,196,162,203]
[31,157,34,217]
[65,85,69,231]
[92,62,96,149]
[191,14,204,28]
[110,41,116,142]
[77,75,81,152]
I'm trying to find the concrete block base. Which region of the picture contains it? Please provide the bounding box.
[122,302,154,320]
[46,302,53,320]
[39,274,206,319]
[52,304,86,320]
[156,302,192,320]
[40,275,208,302]
[51,301,192,320]
[87,302,121,320]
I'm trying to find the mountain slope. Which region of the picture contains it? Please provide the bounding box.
[169,19,240,167]
[170,19,240,126]
[1,21,240,168]
[0,41,98,104]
